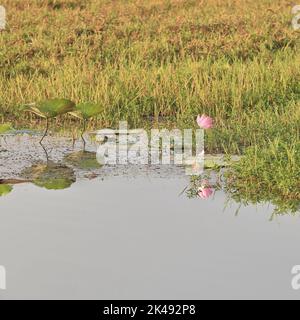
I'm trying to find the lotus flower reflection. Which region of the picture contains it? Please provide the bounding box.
[198,180,214,199]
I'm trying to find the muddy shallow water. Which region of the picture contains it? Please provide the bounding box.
[1,135,300,299]
[0,134,186,179]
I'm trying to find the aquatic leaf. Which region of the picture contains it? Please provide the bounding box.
[22,99,76,143]
[0,123,13,134]
[34,177,73,190]
[24,99,76,118]
[64,151,102,169]
[205,155,241,169]
[68,102,103,147]
[21,162,76,190]
[0,184,13,197]
[204,155,230,169]
[184,154,241,170]
[69,102,103,120]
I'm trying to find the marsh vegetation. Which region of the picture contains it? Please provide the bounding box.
[0,0,299,214]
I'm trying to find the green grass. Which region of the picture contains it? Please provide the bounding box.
[225,139,300,215]
[185,139,299,215]
[0,0,299,211]
[0,1,299,150]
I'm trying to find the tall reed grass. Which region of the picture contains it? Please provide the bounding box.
[0,0,299,154]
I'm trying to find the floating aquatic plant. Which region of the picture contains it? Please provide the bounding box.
[21,161,76,190]
[0,184,13,197]
[64,151,102,170]
[23,99,76,143]
[69,102,103,120]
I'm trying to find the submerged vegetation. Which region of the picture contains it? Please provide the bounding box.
[0,0,299,213]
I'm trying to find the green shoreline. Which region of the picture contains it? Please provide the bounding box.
[0,1,299,213]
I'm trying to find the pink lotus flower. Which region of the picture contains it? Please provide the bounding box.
[198,187,214,199]
[196,114,213,129]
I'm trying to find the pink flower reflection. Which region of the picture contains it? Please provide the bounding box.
[198,187,214,199]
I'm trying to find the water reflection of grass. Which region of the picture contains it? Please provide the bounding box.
[187,140,300,215]
[225,139,300,215]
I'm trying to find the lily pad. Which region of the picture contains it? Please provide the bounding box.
[68,102,103,120]
[23,99,76,118]
[184,154,241,170]
[204,155,227,169]
[64,151,102,169]
[21,162,76,190]
[0,184,13,197]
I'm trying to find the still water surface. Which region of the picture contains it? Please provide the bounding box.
[0,135,299,299]
[1,175,300,300]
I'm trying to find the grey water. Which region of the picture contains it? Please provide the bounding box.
[0,135,300,300]
[0,176,300,300]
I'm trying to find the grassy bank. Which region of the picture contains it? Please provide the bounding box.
[0,0,300,212]
[0,1,299,207]
[225,139,300,214]
[0,0,299,149]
